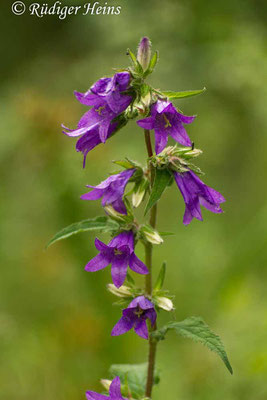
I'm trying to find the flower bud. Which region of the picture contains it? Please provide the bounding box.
[137,37,151,70]
[141,225,163,245]
[100,379,112,391]
[104,205,128,222]
[132,178,149,208]
[156,296,174,311]
[107,284,132,298]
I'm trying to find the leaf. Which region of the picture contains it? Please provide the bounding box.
[159,231,175,236]
[154,262,166,291]
[143,51,159,77]
[46,216,119,248]
[151,316,233,374]
[109,363,160,399]
[113,160,135,169]
[161,88,206,99]
[145,169,173,215]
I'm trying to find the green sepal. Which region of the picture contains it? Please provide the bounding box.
[109,363,160,399]
[161,87,206,100]
[144,51,159,77]
[46,216,119,248]
[154,261,166,291]
[145,168,173,215]
[151,316,233,375]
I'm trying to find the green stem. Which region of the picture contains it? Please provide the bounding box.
[144,129,158,398]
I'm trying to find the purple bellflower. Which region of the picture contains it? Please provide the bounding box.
[85,231,148,288]
[111,296,157,339]
[75,72,132,115]
[137,100,195,154]
[62,72,132,166]
[174,170,226,225]
[86,376,125,400]
[81,169,135,215]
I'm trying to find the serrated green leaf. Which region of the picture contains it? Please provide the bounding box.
[145,169,173,215]
[154,262,166,291]
[162,88,206,99]
[46,216,119,248]
[109,363,160,399]
[151,316,233,374]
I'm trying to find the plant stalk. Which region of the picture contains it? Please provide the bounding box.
[144,129,158,398]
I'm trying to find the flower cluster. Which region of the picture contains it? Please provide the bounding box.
[60,37,227,399]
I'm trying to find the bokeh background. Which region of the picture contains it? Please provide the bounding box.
[1,0,267,399]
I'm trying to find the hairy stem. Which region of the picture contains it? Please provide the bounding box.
[144,129,158,398]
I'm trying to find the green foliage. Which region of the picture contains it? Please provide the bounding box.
[145,168,173,215]
[152,317,233,374]
[144,50,159,77]
[154,262,166,291]
[46,216,119,248]
[161,88,206,99]
[109,363,160,399]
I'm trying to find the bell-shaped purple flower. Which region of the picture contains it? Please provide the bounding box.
[85,231,148,288]
[174,170,226,225]
[86,376,125,400]
[81,169,135,215]
[111,296,157,339]
[63,102,119,144]
[62,72,132,165]
[137,100,195,154]
[75,72,132,115]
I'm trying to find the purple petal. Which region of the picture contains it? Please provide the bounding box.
[111,316,134,336]
[154,127,168,154]
[145,309,157,326]
[153,100,171,115]
[134,318,149,339]
[74,90,104,108]
[129,253,149,275]
[109,376,123,399]
[85,253,110,272]
[86,391,109,400]
[111,198,127,215]
[137,117,155,130]
[168,119,192,147]
[199,197,223,214]
[109,231,134,250]
[94,238,111,252]
[80,188,104,201]
[128,296,154,310]
[111,256,128,288]
[177,112,196,124]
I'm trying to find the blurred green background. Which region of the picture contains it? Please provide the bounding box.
[1,0,267,399]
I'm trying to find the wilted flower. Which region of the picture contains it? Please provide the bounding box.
[85,231,148,288]
[137,100,195,154]
[111,295,157,339]
[86,376,125,400]
[174,170,225,225]
[81,169,135,215]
